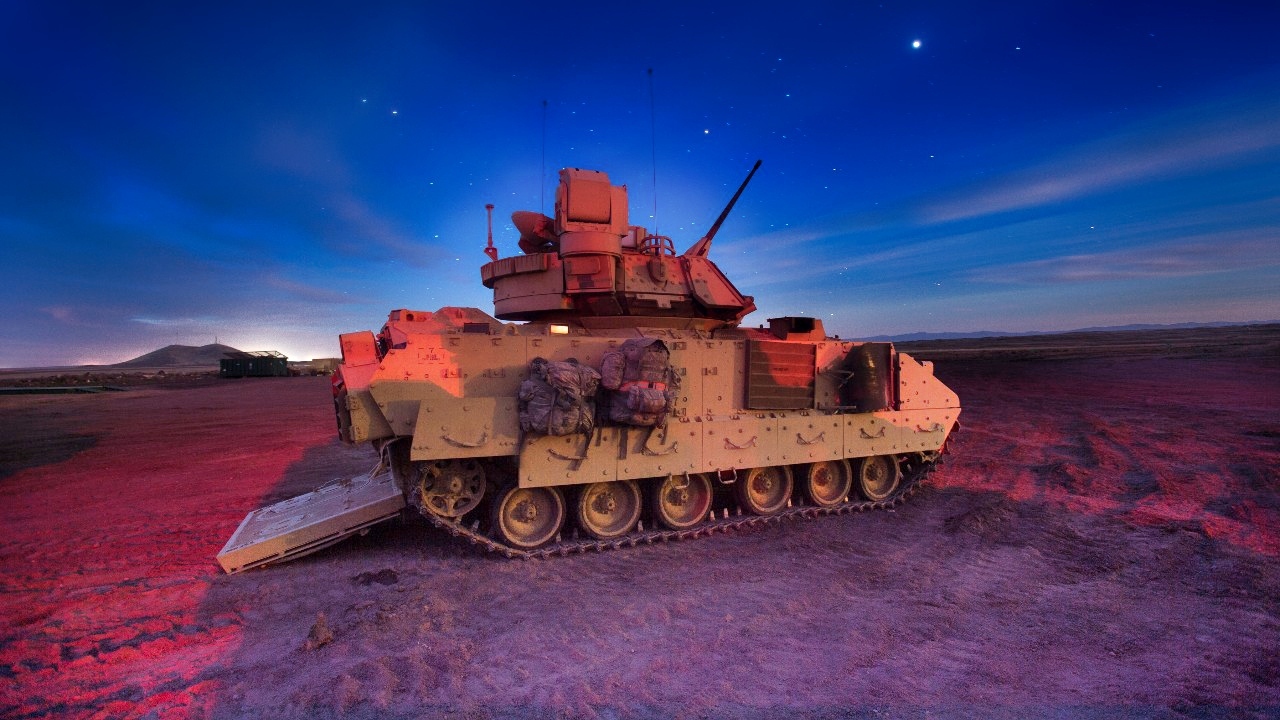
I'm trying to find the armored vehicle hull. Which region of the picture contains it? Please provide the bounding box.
[332,306,959,552]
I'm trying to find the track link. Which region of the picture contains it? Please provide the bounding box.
[420,457,941,559]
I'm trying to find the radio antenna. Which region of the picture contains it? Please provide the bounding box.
[483,204,497,261]
[541,99,548,214]
[648,68,658,235]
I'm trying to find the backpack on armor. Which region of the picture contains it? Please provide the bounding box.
[518,357,601,435]
[599,338,677,427]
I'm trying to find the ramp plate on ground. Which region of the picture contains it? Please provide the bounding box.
[217,471,406,573]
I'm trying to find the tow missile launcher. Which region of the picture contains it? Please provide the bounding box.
[218,161,960,570]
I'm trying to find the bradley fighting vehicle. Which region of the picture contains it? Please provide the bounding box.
[217,162,960,570]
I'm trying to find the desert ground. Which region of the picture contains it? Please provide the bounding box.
[1,326,1277,719]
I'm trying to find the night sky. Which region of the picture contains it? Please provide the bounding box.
[2,2,1277,367]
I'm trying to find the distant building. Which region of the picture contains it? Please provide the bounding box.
[297,357,341,375]
[220,350,289,378]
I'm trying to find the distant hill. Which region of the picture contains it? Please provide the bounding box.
[114,344,242,368]
[890,323,1280,362]
[864,330,1020,342]
[865,320,1276,343]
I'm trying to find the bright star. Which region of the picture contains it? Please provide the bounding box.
[912,40,921,49]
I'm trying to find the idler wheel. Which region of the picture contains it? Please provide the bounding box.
[804,459,853,507]
[856,455,901,501]
[492,485,565,549]
[650,473,713,530]
[417,459,486,518]
[576,480,642,540]
[735,465,793,515]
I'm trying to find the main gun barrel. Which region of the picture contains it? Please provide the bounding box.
[683,159,762,257]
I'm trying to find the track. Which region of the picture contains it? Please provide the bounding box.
[420,456,941,559]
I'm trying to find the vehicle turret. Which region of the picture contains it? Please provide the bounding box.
[480,163,760,330]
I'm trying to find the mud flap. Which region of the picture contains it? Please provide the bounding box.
[217,470,406,574]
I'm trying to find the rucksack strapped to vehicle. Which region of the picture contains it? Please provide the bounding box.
[600,338,678,427]
[518,357,601,436]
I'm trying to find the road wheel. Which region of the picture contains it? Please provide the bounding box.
[576,480,642,540]
[857,455,901,501]
[650,473,713,530]
[735,465,793,515]
[804,459,852,507]
[491,485,565,549]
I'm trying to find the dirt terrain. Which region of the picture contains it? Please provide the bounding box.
[1,328,1277,719]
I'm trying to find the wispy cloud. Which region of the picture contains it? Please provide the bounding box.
[130,315,221,326]
[327,193,442,266]
[261,273,360,304]
[41,306,76,323]
[719,227,833,254]
[919,98,1280,224]
[967,230,1279,284]
[254,121,441,266]
[255,122,351,186]
[717,228,965,289]
[714,89,1280,302]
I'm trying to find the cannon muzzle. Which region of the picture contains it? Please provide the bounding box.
[683,159,762,258]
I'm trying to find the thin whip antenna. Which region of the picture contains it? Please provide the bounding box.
[541,99,548,214]
[484,204,497,261]
[648,68,658,235]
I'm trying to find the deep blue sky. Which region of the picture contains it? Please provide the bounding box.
[2,1,1277,366]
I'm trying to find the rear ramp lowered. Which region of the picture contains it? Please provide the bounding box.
[217,469,406,574]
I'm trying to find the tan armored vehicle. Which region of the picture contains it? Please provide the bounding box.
[218,162,960,570]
